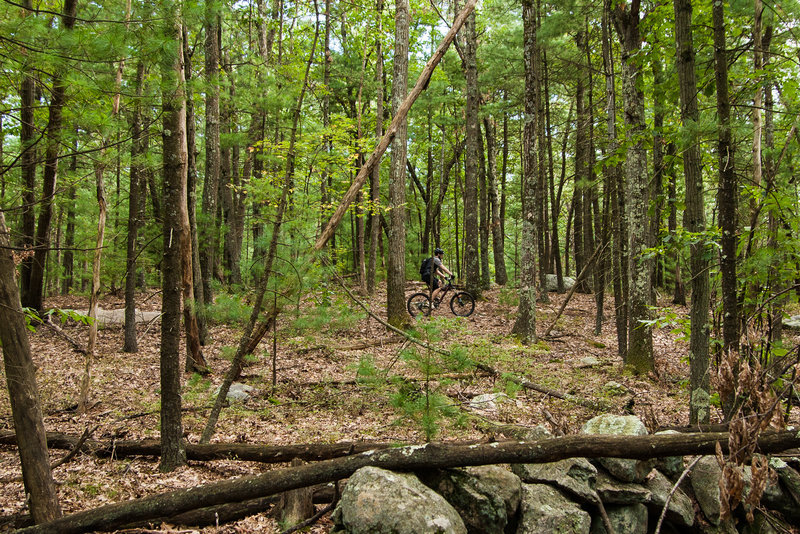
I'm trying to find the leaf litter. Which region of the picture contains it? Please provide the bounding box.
[1,284,798,532]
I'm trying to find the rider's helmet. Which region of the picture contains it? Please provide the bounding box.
[434,247,444,256]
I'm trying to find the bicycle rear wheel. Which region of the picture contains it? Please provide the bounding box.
[450,291,475,317]
[407,292,432,318]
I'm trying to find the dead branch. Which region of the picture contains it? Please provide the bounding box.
[17,431,800,534]
[0,431,396,463]
[313,0,479,251]
[543,242,608,338]
[42,315,87,354]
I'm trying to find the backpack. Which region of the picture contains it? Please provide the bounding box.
[419,256,433,278]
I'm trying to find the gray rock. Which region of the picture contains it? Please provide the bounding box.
[646,469,694,528]
[581,415,651,483]
[590,503,648,534]
[332,466,466,534]
[763,457,800,522]
[516,483,591,534]
[595,470,651,505]
[214,382,255,402]
[419,468,510,534]
[653,430,684,479]
[465,465,523,520]
[467,393,509,416]
[545,274,576,292]
[512,457,598,505]
[690,456,722,525]
[783,315,800,330]
[578,357,601,368]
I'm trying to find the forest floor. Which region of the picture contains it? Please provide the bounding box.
[1,280,799,533]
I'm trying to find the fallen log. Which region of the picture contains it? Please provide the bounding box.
[0,431,395,463]
[17,431,800,534]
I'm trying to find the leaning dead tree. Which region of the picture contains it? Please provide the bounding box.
[313,0,479,251]
[17,431,800,534]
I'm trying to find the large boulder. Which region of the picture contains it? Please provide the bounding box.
[331,466,466,534]
[590,503,648,534]
[512,457,598,505]
[516,483,591,534]
[581,415,651,483]
[545,274,576,292]
[418,468,511,534]
[646,469,694,528]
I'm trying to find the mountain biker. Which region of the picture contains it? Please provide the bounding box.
[422,247,454,305]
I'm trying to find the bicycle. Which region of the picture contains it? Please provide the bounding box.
[407,275,476,318]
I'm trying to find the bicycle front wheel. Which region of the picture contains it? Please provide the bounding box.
[407,292,432,318]
[450,291,475,317]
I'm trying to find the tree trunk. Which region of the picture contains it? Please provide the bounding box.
[19,431,800,534]
[159,6,189,471]
[0,212,62,524]
[201,0,221,302]
[512,0,539,344]
[386,0,410,326]
[124,61,146,353]
[613,0,653,374]
[61,182,76,295]
[18,0,37,300]
[463,10,481,298]
[602,0,627,356]
[674,0,710,424]
[484,117,507,285]
[182,30,209,370]
[573,29,590,294]
[367,0,383,294]
[713,0,739,420]
[22,0,77,311]
[479,117,490,290]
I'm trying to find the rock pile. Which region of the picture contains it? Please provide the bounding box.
[331,415,800,533]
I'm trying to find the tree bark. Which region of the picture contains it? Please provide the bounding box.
[674,0,710,424]
[201,0,221,302]
[484,117,507,285]
[367,0,384,295]
[613,0,654,374]
[182,30,208,372]
[159,5,189,471]
[0,212,62,523]
[124,61,146,353]
[386,0,410,326]
[462,10,481,297]
[713,0,739,420]
[512,0,539,344]
[19,431,800,534]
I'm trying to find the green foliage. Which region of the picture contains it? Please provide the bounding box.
[290,293,365,336]
[206,293,252,325]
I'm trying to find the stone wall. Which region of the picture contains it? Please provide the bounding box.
[331,415,800,533]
